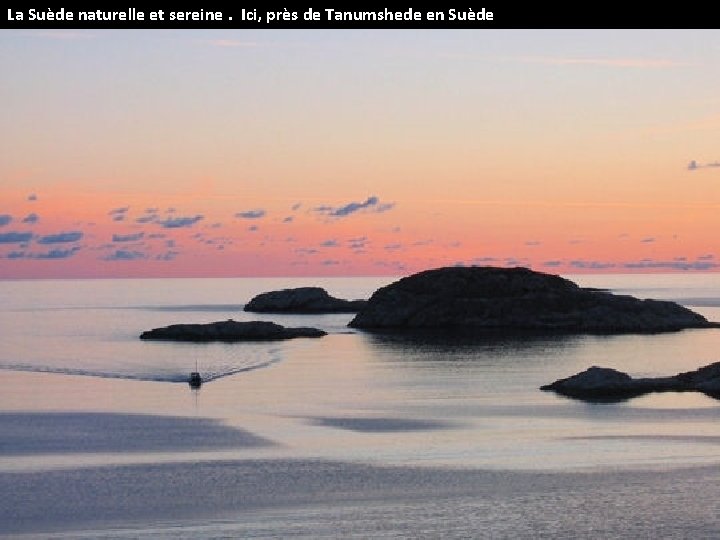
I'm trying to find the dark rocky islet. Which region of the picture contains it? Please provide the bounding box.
[349,266,718,333]
[542,362,720,400]
[244,287,367,314]
[140,320,327,342]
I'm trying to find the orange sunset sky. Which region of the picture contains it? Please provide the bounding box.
[1,29,718,278]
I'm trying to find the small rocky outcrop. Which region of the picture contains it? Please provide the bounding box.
[541,362,720,400]
[349,266,718,333]
[140,320,326,342]
[245,287,367,314]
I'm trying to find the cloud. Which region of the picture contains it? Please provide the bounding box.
[236,209,267,220]
[283,217,294,223]
[156,215,204,229]
[136,213,158,224]
[321,239,339,248]
[7,247,82,259]
[525,241,542,246]
[623,259,719,271]
[699,254,715,261]
[314,196,395,218]
[113,232,145,243]
[33,247,80,260]
[156,251,180,261]
[295,248,319,256]
[641,237,656,243]
[570,260,617,270]
[349,237,369,250]
[0,232,34,244]
[0,215,12,227]
[384,243,403,252]
[543,261,563,267]
[516,56,691,68]
[109,207,130,222]
[37,231,84,244]
[104,250,147,261]
[688,160,720,171]
[28,194,38,202]
[414,240,434,247]
[292,203,302,211]
[22,213,39,224]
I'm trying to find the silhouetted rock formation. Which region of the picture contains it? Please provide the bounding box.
[245,287,367,314]
[349,266,718,333]
[140,320,326,342]
[541,362,720,400]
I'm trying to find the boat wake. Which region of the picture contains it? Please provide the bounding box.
[0,349,284,385]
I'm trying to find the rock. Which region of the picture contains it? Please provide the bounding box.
[542,361,720,400]
[245,287,367,314]
[140,320,326,342]
[349,266,719,333]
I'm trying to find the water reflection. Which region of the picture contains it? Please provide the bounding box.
[358,329,590,372]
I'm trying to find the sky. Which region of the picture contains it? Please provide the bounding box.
[1,29,718,278]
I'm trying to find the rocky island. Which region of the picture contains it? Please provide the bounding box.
[140,320,327,342]
[349,266,718,333]
[542,362,720,400]
[245,287,367,314]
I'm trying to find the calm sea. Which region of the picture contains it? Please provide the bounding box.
[1,273,719,537]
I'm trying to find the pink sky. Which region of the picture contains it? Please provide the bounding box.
[1,29,718,278]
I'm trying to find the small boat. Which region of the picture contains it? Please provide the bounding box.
[188,371,202,388]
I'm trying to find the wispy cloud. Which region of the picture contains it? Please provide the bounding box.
[156,215,204,229]
[37,231,84,245]
[156,251,180,261]
[0,215,12,227]
[570,260,617,270]
[0,232,33,244]
[236,209,267,220]
[109,207,130,222]
[113,232,145,243]
[22,213,39,225]
[515,56,692,68]
[136,210,159,224]
[688,160,720,171]
[314,196,395,219]
[624,258,719,271]
[104,250,147,261]
[7,247,81,260]
[349,237,369,251]
[33,247,81,260]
